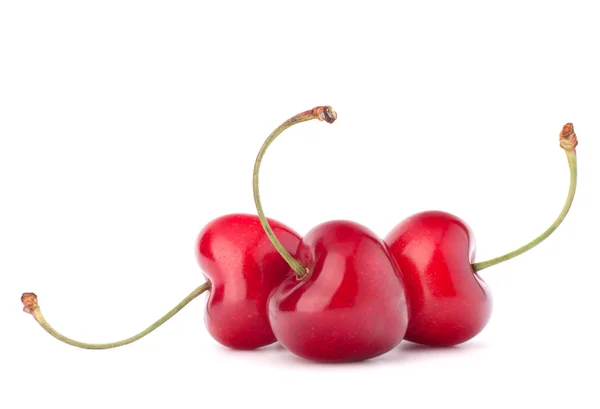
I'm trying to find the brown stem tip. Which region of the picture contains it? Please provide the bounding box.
[312,106,337,124]
[22,292,39,314]
[559,123,578,152]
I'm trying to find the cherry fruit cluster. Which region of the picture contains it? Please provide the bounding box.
[22,106,579,363]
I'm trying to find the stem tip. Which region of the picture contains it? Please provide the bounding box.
[22,292,39,314]
[560,123,578,152]
[312,106,337,124]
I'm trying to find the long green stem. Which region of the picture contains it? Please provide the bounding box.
[472,123,578,272]
[253,106,337,279]
[21,282,211,349]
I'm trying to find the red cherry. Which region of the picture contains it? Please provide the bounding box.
[269,220,409,362]
[20,213,300,351]
[386,211,491,346]
[252,106,409,362]
[385,123,580,347]
[196,213,301,350]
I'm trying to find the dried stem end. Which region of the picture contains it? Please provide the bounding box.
[22,292,39,314]
[560,123,578,152]
[312,106,337,124]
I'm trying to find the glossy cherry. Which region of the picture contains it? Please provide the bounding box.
[385,123,579,346]
[21,213,300,350]
[196,213,300,349]
[252,106,409,362]
[386,211,490,346]
[269,220,409,362]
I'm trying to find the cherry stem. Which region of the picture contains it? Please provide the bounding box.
[472,123,578,272]
[253,106,337,279]
[21,281,211,349]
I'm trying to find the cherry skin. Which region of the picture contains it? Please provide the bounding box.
[385,210,492,346]
[196,213,301,350]
[268,220,410,362]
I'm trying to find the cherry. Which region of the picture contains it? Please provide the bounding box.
[21,213,300,350]
[268,220,410,362]
[196,213,300,349]
[386,211,490,346]
[385,123,579,346]
[252,106,410,362]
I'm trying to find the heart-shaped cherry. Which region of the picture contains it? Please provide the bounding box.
[386,211,490,346]
[22,213,300,350]
[252,106,410,362]
[269,220,410,362]
[385,123,578,346]
[196,213,300,349]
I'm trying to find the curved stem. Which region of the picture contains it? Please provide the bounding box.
[21,282,211,349]
[253,106,337,279]
[472,123,578,272]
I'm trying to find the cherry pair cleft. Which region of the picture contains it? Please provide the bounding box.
[22,106,579,363]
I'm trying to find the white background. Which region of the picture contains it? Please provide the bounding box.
[1,1,598,408]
